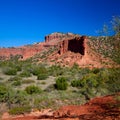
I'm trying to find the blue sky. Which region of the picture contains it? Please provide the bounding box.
[0,0,120,47]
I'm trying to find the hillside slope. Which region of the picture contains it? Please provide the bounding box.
[31,32,117,68]
[0,32,118,68]
[2,93,120,120]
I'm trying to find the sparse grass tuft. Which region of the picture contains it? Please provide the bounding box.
[9,106,31,115]
[22,79,35,84]
[25,85,42,94]
[3,67,17,75]
[37,74,48,80]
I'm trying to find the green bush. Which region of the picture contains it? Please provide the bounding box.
[71,73,98,88]
[8,90,29,107]
[19,71,31,77]
[31,66,47,76]
[3,67,17,75]
[9,106,31,115]
[12,80,21,86]
[8,76,22,81]
[15,65,22,71]
[48,65,65,76]
[0,77,3,80]
[92,68,100,74]
[71,79,81,87]
[107,68,120,93]
[25,85,42,94]
[80,73,98,88]
[55,77,68,90]
[0,85,8,102]
[37,74,48,80]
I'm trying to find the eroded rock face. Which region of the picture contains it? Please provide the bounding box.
[0,32,115,68]
[0,43,45,60]
[45,32,86,56]
[45,32,74,43]
[59,36,86,55]
[0,32,86,61]
[41,33,114,68]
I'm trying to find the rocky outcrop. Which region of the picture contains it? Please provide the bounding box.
[45,32,86,55]
[0,43,45,60]
[58,36,86,55]
[45,32,74,43]
[0,32,116,68]
[0,32,85,61]
[38,33,115,68]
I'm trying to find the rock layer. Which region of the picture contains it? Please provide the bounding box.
[0,32,116,68]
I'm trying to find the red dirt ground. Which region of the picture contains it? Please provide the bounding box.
[2,93,120,120]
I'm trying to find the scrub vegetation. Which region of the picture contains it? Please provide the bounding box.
[0,59,120,115]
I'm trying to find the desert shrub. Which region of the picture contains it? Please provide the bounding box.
[0,77,3,80]
[40,81,46,84]
[106,68,120,93]
[19,70,31,77]
[22,79,35,84]
[8,76,22,81]
[8,76,22,86]
[71,73,98,89]
[7,90,29,108]
[48,65,65,76]
[15,65,22,71]
[95,68,109,88]
[12,91,29,105]
[80,68,91,74]
[9,106,31,115]
[3,67,17,75]
[92,68,100,74]
[25,85,42,94]
[55,77,68,90]
[31,66,47,76]
[71,79,81,87]
[0,85,8,102]
[21,62,32,71]
[70,63,80,72]
[12,80,21,86]
[37,74,48,80]
[80,73,98,88]
[74,73,100,99]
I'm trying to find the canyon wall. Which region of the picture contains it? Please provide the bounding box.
[0,32,87,61]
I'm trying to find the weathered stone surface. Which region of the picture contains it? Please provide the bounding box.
[58,36,86,55]
[0,43,45,60]
[0,32,116,68]
[45,32,74,43]
[0,32,84,60]
[45,32,85,55]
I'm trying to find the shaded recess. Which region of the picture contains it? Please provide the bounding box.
[68,38,85,55]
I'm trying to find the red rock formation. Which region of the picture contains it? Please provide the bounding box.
[0,32,116,68]
[58,36,86,55]
[0,43,45,60]
[45,32,75,43]
[45,32,65,42]
[41,33,116,68]
[44,32,86,56]
[0,32,84,61]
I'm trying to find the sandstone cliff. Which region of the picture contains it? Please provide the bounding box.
[0,32,116,68]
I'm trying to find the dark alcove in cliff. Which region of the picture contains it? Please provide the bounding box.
[68,38,85,55]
